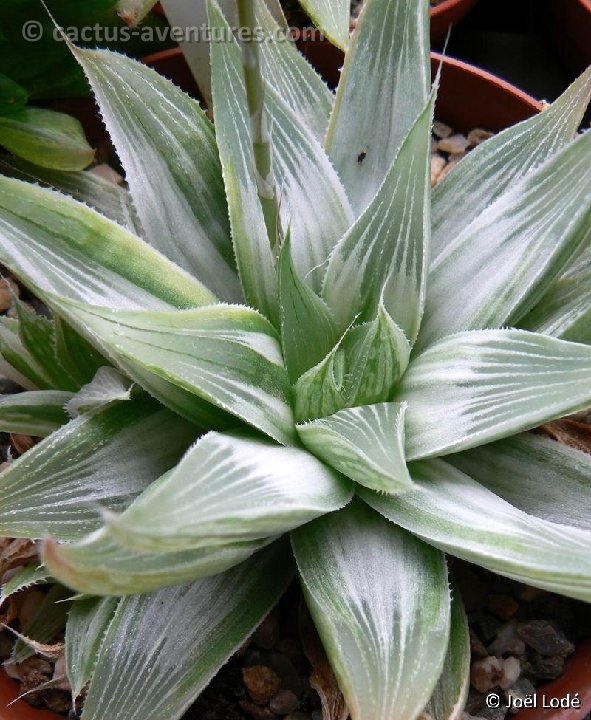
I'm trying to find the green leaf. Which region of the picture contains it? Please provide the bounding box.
[116,0,158,25]
[423,591,470,720]
[59,301,296,445]
[0,156,142,235]
[418,129,591,349]
[0,397,197,541]
[0,108,94,170]
[255,0,333,141]
[0,176,216,311]
[295,304,410,422]
[73,48,241,301]
[520,267,591,345]
[279,234,339,383]
[297,402,414,494]
[325,0,430,215]
[53,316,108,388]
[43,528,275,596]
[15,300,78,391]
[292,500,450,720]
[67,367,134,417]
[364,460,591,602]
[66,596,119,699]
[397,330,591,460]
[0,74,28,116]
[0,390,72,436]
[448,433,591,531]
[0,316,53,390]
[105,430,352,553]
[323,94,433,341]
[298,0,350,50]
[431,68,591,260]
[75,544,292,720]
[12,584,71,663]
[1,565,50,604]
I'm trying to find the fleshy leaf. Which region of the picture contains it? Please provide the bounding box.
[73,48,241,302]
[67,367,134,417]
[12,584,71,663]
[0,316,53,390]
[0,397,197,541]
[255,0,333,141]
[323,94,433,340]
[296,304,410,422]
[116,0,158,26]
[105,430,352,553]
[66,596,120,699]
[362,459,591,602]
[325,0,430,215]
[58,301,296,445]
[431,68,591,260]
[0,108,94,171]
[449,433,591,531]
[1,565,50,604]
[0,175,216,311]
[0,156,142,235]
[279,234,339,382]
[75,544,293,720]
[297,0,350,50]
[397,330,591,459]
[43,529,275,596]
[520,267,591,345]
[423,591,470,720]
[53,316,108,389]
[0,390,72,436]
[292,500,450,720]
[297,402,414,494]
[419,129,591,349]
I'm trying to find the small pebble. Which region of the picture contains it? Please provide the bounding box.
[505,678,536,716]
[489,621,526,658]
[436,160,458,183]
[471,656,504,693]
[0,277,19,312]
[468,128,494,147]
[524,654,565,681]
[433,120,453,139]
[253,612,280,651]
[499,657,521,690]
[470,629,489,660]
[270,690,299,715]
[431,155,446,187]
[438,133,469,154]
[239,700,277,720]
[517,621,574,657]
[242,666,282,705]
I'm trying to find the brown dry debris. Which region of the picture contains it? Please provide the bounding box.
[537,418,591,455]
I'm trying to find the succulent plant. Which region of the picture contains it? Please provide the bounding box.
[0,0,591,719]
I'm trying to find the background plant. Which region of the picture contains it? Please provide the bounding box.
[0,0,590,719]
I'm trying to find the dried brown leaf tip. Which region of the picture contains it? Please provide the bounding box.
[537,418,591,455]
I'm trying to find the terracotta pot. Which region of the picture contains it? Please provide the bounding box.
[0,670,61,720]
[546,0,591,75]
[513,640,591,720]
[430,0,479,44]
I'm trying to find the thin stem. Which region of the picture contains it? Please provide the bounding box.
[237,0,279,247]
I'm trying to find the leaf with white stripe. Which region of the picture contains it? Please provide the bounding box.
[66,596,119,700]
[298,0,350,50]
[292,500,450,720]
[326,0,430,215]
[116,0,158,26]
[520,267,591,345]
[255,0,333,141]
[0,390,72,436]
[57,301,296,445]
[295,304,410,422]
[1,565,50,604]
[448,433,591,531]
[431,68,591,260]
[362,459,591,602]
[418,129,591,349]
[54,316,107,389]
[67,367,134,417]
[297,402,413,494]
[397,330,591,460]
[0,397,197,541]
[0,316,53,390]
[323,94,433,339]
[0,176,215,312]
[73,48,241,302]
[279,234,339,383]
[43,528,274,596]
[0,157,142,235]
[423,592,470,720]
[74,544,292,720]
[105,431,352,553]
